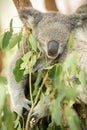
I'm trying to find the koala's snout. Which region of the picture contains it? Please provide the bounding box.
[47,40,59,59]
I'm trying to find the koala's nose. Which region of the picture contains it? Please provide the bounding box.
[47,40,59,59]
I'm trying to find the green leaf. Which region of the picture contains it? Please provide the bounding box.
[0,76,7,85]
[22,51,32,71]
[54,64,62,78]
[32,55,37,66]
[8,33,21,49]
[0,19,13,50]
[57,86,65,102]
[63,52,78,71]
[0,125,7,130]
[47,123,61,130]
[39,94,46,113]
[49,64,62,79]
[34,72,42,88]
[0,76,7,112]
[78,69,86,88]
[2,31,12,49]
[65,107,81,130]
[13,58,25,82]
[0,33,5,50]
[14,115,22,130]
[22,51,37,71]
[0,88,6,112]
[50,100,62,126]
[22,51,32,63]
[5,112,16,130]
[50,65,64,89]
[17,123,22,130]
[33,72,42,96]
[29,34,38,51]
[9,19,13,33]
[68,32,74,49]
[65,86,77,101]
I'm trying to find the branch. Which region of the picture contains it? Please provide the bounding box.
[45,0,58,11]
[13,0,31,10]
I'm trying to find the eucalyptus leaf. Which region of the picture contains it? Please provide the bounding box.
[49,64,62,79]
[2,31,12,49]
[0,76,7,112]
[68,32,74,49]
[22,51,32,64]
[65,107,81,130]
[33,72,42,96]
[78,69,86,88]
[14,116,22,130]
[22,51,37,70]
[9,19,13,33]
[13,58,25,82]
[50,100,62,126]
[0,19,13,50]
[31,55,37,67]
[29,34,38,51]
[0,76,7,85]
[65,86,77,101]
[8,33,21,49]
[63,52,78,71]
[5,112,16,130]
[0,33,5,50]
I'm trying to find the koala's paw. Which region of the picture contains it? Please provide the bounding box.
[30,103,40,127]
[11,97,31,116]
[29,96,50,127]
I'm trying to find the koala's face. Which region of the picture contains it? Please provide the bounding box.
[19,8,72,59]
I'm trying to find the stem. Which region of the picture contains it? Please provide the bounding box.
[25,71,48,130]
[34,71,48,105]
[21,41,25,55]
[29,69,33,104]
[21,116,25,130]
[21,31,27,55]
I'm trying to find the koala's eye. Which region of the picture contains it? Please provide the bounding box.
[47,40,59,58]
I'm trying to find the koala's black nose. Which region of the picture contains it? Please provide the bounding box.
[47,40,59,58]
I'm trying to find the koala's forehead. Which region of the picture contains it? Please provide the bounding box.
[34,13,71,43]
[42,12,70,25]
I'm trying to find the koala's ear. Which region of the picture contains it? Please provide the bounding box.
[70,4,87,29]
[76,4,87,14]
[19,7,42,28]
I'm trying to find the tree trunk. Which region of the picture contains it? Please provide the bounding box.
[13,0,31,10]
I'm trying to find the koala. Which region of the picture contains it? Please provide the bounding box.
[8,3,87,125]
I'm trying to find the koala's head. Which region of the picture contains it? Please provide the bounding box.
[19,7,86,59]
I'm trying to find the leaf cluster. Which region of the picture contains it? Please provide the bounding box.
[0,20,87,130]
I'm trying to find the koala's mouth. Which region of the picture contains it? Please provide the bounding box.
[47,53,58,60]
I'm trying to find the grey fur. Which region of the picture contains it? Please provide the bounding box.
[8,3,87,122]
